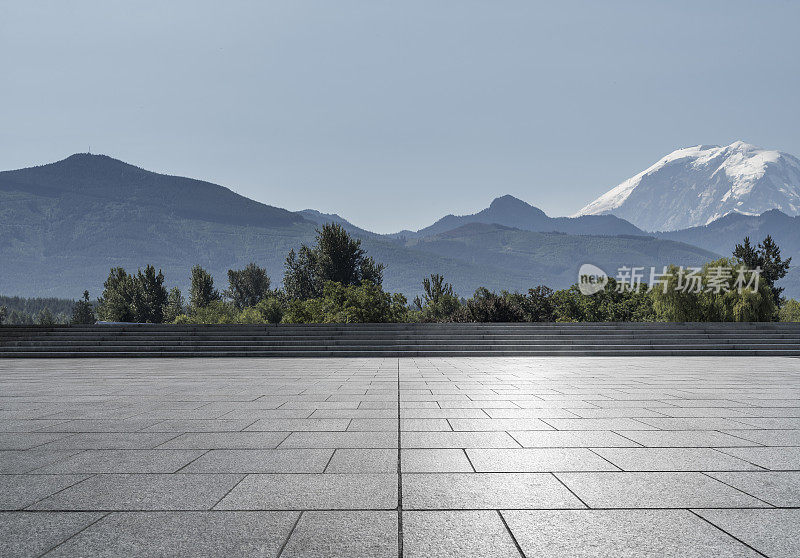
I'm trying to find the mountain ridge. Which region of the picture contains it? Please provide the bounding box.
[0,153,729,298]
[575,141,800,231]
[390,194,645,239]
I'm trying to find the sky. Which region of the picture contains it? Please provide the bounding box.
[1,1,799,233]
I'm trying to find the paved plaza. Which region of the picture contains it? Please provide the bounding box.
[1,357,799,557]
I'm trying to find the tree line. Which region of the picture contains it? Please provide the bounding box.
[1,224,797,325]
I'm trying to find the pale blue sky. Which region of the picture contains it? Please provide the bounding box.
[2,1,799,232]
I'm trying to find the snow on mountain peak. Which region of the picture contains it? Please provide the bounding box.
[573,141,800,231]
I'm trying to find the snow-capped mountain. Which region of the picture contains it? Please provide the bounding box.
[574,141,800,231]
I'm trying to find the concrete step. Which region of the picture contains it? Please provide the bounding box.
[2,323,799,357]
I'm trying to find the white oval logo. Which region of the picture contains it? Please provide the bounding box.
[578,264,608,295]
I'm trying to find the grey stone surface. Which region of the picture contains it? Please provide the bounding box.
[0,474,88,509]
[0,432,70,450]
[278,431,398,448]
[466,448,619,472]
[180,449,332,473]
[717,447,800,470]
[0,450,80,473]
[0,511,104,557]
[280,511,397,557]
[707,471,800,506]
[614,430,761,448]
[44,511,298,557]
[155,431,290,449]
[557,472,768,508]
[1,356,798,555]
[40,432,179,450]
[402,449,473,472]
[33,449,205,474]
[215,473,398,510]
[508,430,639,448]
[29,473,243,510]
[325,448,397,473]
[404,510,521,557]
[403,472,584,509]
[695,509,800,558]
[591,447,760,471]
[502,510,762,557]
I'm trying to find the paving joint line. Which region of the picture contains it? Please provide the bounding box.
[497,510,527,558]
[687,509,769,557]
[276,510,303,558]
[36,511,110,557]
[396,357,404,558]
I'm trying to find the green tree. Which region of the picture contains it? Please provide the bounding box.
[283,224,384,300]
[413,274,462,322]
[733,235,792,305]
[96,267,137,322]
[163,287,185,323]
[553,279,655,322]
[36,308,55,325]
[174,300,238,324]
[131,265,168,323]
[0,305,7,325]
[780,299,800,322]
[650,258,776,322]
[225,263,271,309]
[284,246,320,300]
[520,286,556,322]
[189,265,221,309]
[71,291,96,324]
[282,281,407,323]
[463,288,525,322]
[237,298,285,324]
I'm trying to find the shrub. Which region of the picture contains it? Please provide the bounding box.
[282,281,407,323]
[284,224,384,300]
[413,274,462,322]
[71,291,96,324]
[173,300,239,324]
[780,299,800,322]
[226,264,271,310]
[650,258,776,322]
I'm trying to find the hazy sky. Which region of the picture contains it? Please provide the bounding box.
[2,1,799,232]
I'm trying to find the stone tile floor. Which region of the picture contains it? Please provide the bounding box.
[0,357,799,557]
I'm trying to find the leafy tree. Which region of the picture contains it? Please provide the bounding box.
[237,298,285,324]
[71,291,96,324]
[413,274,462,322]
[284,246,320,300]
[552,279,655,322]
[36,308,55,325]
[463,288,525,322]
[174,300,238,324]
[780,299,800,322]
[520,286,556,322]
[189,265,221,309]
[282,281,407,323]
[225,263,271,309]
[650,258,776,322]
[131,265,168,323]
[96,267,137,322]
[284,224,384,300]
[0,305,6,325]
[163,287,185,323]
[733,235,792,305]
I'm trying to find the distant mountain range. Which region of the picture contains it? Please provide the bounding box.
[576,141,800,231]
[2,145,799,299]
[0,153,726,300]
[389,195,643,239]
